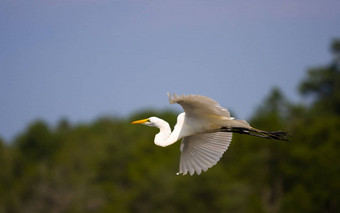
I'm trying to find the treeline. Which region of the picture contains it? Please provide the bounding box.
[0,41,339,213]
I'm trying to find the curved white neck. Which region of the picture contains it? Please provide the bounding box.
[153,114,186,147]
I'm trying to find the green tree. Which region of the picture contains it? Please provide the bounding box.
[299,39,340,115]
[281,39,340,213]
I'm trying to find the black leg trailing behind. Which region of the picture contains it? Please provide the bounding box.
[220,127,290,141]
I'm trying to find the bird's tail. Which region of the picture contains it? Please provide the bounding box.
[220,127,290,141]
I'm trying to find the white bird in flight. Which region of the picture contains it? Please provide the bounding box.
[131,93,289,176]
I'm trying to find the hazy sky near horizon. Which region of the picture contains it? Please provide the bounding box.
[1,0,340,141]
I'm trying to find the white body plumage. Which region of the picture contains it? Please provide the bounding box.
[131,93,251,175]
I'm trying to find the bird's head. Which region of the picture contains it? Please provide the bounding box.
[131,117,158,127]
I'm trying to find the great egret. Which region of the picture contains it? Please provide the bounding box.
[131,93,288,176]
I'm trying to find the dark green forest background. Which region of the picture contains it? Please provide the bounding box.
[1,41,339,213]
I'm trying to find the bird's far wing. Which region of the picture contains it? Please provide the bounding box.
[168,93,230,118]
[177,132,232,175]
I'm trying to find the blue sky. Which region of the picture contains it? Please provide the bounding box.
[1,0,340,141]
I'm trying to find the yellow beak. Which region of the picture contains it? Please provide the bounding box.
[130,118,149,124]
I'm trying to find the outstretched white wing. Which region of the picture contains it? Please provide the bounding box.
[177,132,233,175]
[168,93,231,118]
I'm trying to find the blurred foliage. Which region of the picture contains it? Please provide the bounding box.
[300,38,340,115]
[1,41,339,213]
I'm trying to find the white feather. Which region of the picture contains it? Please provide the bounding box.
[177,132,232,175]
